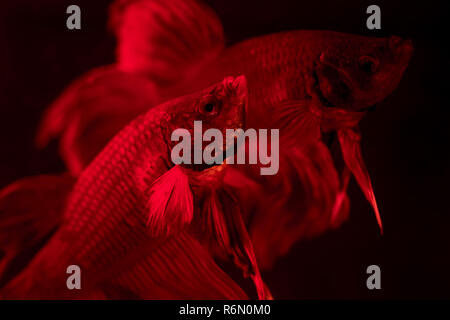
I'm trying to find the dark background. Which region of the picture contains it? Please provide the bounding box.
[0,0,449,299]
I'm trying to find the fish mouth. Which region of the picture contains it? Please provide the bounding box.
[190,76,247,172]
[312,67,377,114]
[182,76,247,173]
[312,67,338,109]
[190,162,216,172]
[187,129,241,172]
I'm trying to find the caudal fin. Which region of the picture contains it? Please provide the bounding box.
[0,174,75,287]
[36,66,160,176]
[38,0,225,175]
[109,0,224,84]
[93,231,249,299]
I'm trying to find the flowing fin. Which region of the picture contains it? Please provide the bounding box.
[269,100,321,145]
[186,165,270,299]
[39,0,225,174]
[109,0,225,86]
[330,166,351,228]
[96,232,249,299]
[338,128,383,234]
[225,143,346,270]
[0,174,75,286]
[36,66,159,175]
[200,189,271,300]
[189,166,270,299]
[147,166,194,237]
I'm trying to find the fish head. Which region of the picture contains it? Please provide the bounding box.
[146,76,247,239]
[195,75,247,134]
[314,34,413,111]
[165,75,247,170]
[166,75,247,135]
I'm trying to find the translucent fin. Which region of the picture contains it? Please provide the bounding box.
[96,232,249,299]
[147,166,194,237]
[109,0,225,86]
[0,174,75,286]
[199,186,271,300]
[338,128,383,234]
[227,143,345,270]
[36,66,159,175]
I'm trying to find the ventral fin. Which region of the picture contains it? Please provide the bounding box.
[200,188,271,300]
[338,128,383,234]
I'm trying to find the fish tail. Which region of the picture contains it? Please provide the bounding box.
[109,0,224,83]
[95,231,249,299]
[0,174,75,287]
[36,66,159,176]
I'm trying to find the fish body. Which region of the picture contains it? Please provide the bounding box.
[193,31,413,130]
[2,76,248,298]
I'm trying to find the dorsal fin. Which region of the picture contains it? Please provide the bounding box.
[109,0,225,86]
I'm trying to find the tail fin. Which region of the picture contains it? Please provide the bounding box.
[93,232,249,299]
[109,0,224,85]
[0,174,75,286]
[38,0,225,175]
[36,66,159,175]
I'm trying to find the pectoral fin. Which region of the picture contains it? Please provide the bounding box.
[147,166,194,237]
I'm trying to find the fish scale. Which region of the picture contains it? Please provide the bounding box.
[4,110,171,296]
[183,32,317,130]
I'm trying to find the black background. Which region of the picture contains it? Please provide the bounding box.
[0,0,449,299]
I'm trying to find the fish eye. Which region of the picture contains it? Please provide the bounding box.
[204,103,214,112]
[359,56,379,74]
[199,96,220,116]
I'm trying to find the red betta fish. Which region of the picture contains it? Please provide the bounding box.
[0,76,267,299]
[37,0,412,268]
